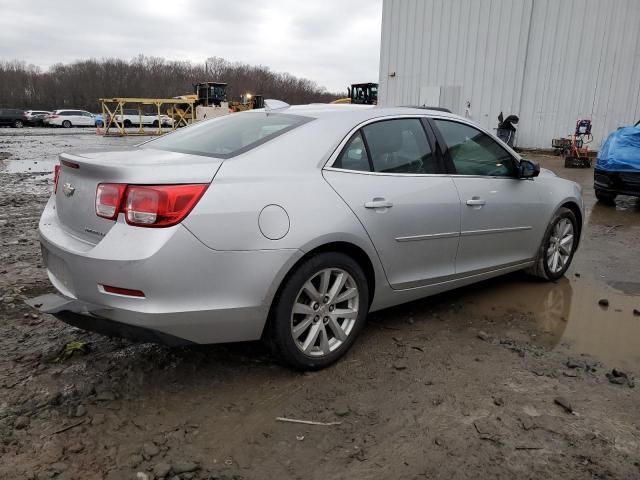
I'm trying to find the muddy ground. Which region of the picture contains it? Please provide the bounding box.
[1,128,639,480]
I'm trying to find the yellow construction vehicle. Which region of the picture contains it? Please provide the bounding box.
[331,82,379,105]
[168,84,265,125]
[168,81,229,126]
[229,93,264,112]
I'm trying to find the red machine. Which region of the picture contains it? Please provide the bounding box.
[552,119,593,168]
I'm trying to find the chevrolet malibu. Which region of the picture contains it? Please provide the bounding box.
[35,103,583,370]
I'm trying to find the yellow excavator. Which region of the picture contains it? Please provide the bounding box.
[331,82,378,105]
[169,82,264,125]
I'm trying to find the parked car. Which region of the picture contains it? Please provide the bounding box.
[24,110,52,126]
[110,109,165,128]
[45,110,96,128]
[0,108,27,128]
[159,114,173,127]
[34,104,583,370]
[594,123,640,202]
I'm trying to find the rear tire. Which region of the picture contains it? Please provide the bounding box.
[268,252,369,370]
[526,207,578,281]
[13,120,24,128]
[62,120,72,128]
[595,188,616,204]
[123,120,132,128]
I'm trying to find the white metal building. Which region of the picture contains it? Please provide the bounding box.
[378,0,640,149]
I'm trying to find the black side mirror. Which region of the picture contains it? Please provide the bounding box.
[519,159,540,178]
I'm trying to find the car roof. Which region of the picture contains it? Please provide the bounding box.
[251,103,463,121]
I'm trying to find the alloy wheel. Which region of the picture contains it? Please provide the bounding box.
[290,268,359,357]
[546,218,574,274]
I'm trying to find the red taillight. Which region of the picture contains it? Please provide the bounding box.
[95,183,207,227]
[96,183,126,220]
[53,164,61,193]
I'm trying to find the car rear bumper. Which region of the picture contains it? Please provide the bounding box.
[38,196,303,344]
[594,169,640,197]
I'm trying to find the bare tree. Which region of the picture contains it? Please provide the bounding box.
[0,56,340,111]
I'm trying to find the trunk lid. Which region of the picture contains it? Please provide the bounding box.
[55,147,222,244]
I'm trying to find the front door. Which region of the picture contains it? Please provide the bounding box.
[431,118,547,275]
[323,117,461,289]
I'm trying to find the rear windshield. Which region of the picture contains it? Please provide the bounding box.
[143,112,312,159]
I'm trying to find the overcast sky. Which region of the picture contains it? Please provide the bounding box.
[0,0,383,93]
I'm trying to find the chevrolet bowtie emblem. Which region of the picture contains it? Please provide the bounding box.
[62,183,75,197]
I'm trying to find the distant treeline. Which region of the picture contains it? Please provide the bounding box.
[0,55,342,111]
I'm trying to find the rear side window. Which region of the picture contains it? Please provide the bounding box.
[144,112,312,159]
[333,132,370,171]
[332,118,439,174]
[363,119,437,174]
[434,120,517,176]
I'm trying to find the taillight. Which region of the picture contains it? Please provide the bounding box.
[95,183,207,227]
[96,184,126,220]
[53,164,61,193]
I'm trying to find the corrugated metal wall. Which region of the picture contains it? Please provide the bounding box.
[379,0,640,149]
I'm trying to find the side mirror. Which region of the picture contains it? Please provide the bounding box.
[519,159,540,178]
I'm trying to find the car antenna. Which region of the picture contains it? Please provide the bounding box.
[264,99,290,114]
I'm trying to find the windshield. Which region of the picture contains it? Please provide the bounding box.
[143,112,312,159]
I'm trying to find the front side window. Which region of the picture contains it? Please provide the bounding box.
[362,119,437,174]
[144,112,312,159]
[434,119,517,176]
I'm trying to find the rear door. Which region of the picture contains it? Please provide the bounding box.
[78,111,93,126]
[323,117,461,289]
[430,118,547,275]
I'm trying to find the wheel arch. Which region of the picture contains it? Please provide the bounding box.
[558,200,583,247]
[261,240,378,339]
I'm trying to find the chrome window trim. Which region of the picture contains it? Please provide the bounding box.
[323,114,445,176]
[323,166,446,178]
[323,113,523,178]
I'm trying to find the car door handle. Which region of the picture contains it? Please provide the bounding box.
[466,198,486,206]
[364,198,393,209]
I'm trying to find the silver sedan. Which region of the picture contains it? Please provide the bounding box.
[35,103,583,369]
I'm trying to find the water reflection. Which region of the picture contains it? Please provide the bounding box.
[455,275,640,370]
[588,198,640,226]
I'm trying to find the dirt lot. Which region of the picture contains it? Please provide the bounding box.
[1,128,639,480]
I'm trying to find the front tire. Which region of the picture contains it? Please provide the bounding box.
[268,252,369,370]
[527,207,578,281]
[13,120,24,128]
[62,120,72,128]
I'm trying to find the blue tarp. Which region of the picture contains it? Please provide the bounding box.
[596,126,640,172]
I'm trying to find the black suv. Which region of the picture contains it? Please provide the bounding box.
[0,108,27,128]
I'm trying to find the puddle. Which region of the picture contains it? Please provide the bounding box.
[453,275,640,371]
